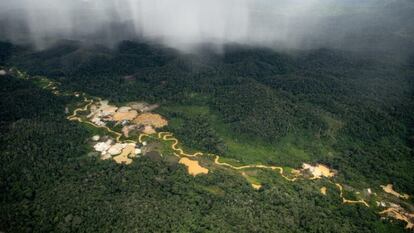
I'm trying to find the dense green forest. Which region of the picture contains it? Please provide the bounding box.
[8,40,414,190]
[1,39,414,232]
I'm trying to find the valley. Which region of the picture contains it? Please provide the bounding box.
[1,0,414,231]
[7,67,413,230]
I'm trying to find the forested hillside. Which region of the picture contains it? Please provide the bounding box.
[8,40,414,191]
[1,39,413,232]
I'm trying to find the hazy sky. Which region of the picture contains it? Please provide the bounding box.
[0,0,413,51]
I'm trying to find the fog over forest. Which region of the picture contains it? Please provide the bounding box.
[0,0,413,53]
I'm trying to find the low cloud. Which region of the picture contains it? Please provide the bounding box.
[0,0,413,52]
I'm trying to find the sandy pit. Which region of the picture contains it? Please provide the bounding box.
[251,184,262,190]
[92,100,118,117]
[107,143,126,155]
[118,106,131,112]
[302,163,335,179]
[112,110,138,121]
[380,206,414,230]
[113,144,136,164]
[86,100,166,135]
[380,184,410,199]
[133,113,168,128]
[179,157,209,176]
[94,141,111,153]
[87,100,119,125]
[142,125,156,134]
[99,101,118,116]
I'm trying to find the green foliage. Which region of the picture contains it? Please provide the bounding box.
[164,111,226,155]
[9,41,414,189]
[2,40,414,232]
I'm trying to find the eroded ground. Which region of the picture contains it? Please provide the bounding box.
[72,99,169,164]
[381,184,410,200]
[301,163,336,179]
[179,157,209,176]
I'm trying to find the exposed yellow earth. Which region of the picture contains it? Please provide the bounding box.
[381,184,410,200]
[251,184,262,190]
[142,125,156,134]
[179,157,209,176]
[335,183,370,207]
[302,163,335,179]
[380,207,414,230]
[320,186,327,195]
[134,113,168,128]
[97,100,118,116]
[112,110,138,121]
[113,144,136,164]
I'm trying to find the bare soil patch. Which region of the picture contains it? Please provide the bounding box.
[133,113,168,128]
[113,144,136,164]
[381,184,410,200]
[320,187,327,195]
[113,110,138,121]
[302,163,335,179]
[380,206,414,230]
[179,157,209,176]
